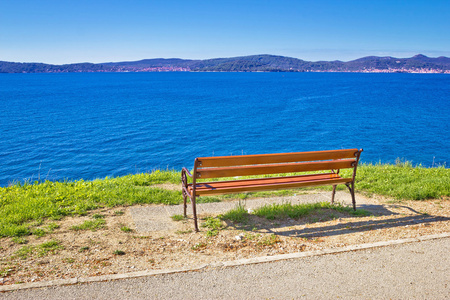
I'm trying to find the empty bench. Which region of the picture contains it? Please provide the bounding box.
[182,149,363,231]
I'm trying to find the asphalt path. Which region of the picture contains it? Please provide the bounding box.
[2,237,448,299]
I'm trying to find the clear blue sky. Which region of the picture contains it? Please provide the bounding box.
[1,0,449,64]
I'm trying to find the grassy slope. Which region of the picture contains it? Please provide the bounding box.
[0,164,449,237]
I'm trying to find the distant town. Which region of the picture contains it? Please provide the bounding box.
[1,54,449,74]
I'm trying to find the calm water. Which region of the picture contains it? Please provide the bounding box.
[0,72,449,186]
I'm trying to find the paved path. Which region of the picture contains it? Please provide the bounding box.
[2,237,449,299]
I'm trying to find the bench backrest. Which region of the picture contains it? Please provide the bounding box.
[193,149,363,179]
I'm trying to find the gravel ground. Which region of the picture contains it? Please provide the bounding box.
[0,191,448,287]
[2,237,449,299]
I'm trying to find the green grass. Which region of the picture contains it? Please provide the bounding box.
[258,234,280,246]
[92,213,104,219]
[250,202,369,220]
[201,217,224,237]
[0,165,448,237]
[70,219,106,231]
[355,163,450,200]
[220,201,249,223]
[0,171,181,237]
[120,226,132,232]
[113,250,125,255]
[171,214,185,221]
[195,162,449,201]
[13,240,63,259]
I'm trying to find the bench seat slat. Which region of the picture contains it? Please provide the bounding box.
[188,173,352,196]
[197,149,359,168]
[197,159,354,179]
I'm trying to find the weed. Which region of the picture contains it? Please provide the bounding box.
[258,234,280,246]
[63,257,75,263]
[114,210,125,216]
[0,266,15,277]
[171,214,185,221]
[243,232,259,240]
[254,202,370,220]
[13,240,63,260]
[113,250,125,255]
[221,201,249,223]
[14,246,33,260]
[70,219,106,231]
[47,223,60,232]
[92,213,104,219]
[32,228,47,237]
[191,242,207,251]
[37,240,63,257]
[79,246,89,252]
[11,237,28,244]
[120,226,132,232]
[201,217,223,230]
[202,217,224,236]
[132,235,151,239]
[206,229,219,237]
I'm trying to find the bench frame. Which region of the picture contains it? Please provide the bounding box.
[182,149,363,231]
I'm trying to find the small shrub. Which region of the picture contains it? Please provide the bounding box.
[113,250,125,255]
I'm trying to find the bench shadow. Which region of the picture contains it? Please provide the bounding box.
[224,203,449,239]
[276,214,449,239]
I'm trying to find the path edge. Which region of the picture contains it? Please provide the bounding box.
[1,232,449,292]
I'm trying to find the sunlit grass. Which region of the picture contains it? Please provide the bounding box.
[0,164,448,237]
[253,202,370,220]
[0,170,182,237]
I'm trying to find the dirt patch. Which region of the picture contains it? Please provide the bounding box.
[0,194,449,286]
[153,183,180,191]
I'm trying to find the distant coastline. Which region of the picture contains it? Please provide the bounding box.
[1,54,450,74]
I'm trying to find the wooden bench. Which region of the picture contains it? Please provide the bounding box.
[182,148,363,231]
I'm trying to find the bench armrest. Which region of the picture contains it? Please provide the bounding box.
[182,167,193,178]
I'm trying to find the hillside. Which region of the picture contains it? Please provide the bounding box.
[1,54,449,73]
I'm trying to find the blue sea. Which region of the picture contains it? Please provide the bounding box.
[0,72,449,187]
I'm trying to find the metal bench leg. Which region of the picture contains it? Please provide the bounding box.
[182,190,187,217]
[192,194,199,232]
[346,183,356,211]
[331,185,337,204]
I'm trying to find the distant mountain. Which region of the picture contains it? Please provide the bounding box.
[1,54,449,73]
[102,58,195,68]
[0,61,110,73]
